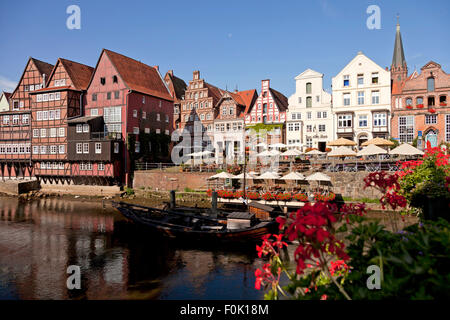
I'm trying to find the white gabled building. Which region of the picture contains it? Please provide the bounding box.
[0,91,12,112]
[332,51,391,147]
[286,69,333,152]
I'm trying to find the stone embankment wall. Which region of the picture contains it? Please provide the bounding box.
[133,171,383,200]
[40,183,122,197]
[0,179,40,195]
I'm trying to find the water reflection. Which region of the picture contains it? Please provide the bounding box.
[0,197,263,300]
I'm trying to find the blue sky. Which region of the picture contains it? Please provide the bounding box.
[0,0,449,96]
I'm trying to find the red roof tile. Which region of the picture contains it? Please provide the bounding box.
[236,89,258,114]
[59,58,94,90]
[3,92,11,100]
[204,82,224,104]
[269,88,288,111]
[32,58,54,82]
[104,49,173,101]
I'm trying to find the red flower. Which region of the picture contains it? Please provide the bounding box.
[416,104,424,108]
[406,105,413,109]
[429,108,436,113]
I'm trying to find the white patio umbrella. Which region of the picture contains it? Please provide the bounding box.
[306,149,325,155]
[269,150,281,156]
[256,142,268,148]
[306,172,331,191]
[232,172,257,180]
[327,146,357,157]
[258,171,280,179]
[257,150,274,157]
[281,172,305,180]
[287,142,303,148]
[390,143,424,156]
[357,144,388,157]
[208,171,235,179]
[281,149,302,156]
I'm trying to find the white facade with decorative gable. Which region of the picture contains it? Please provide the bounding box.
[332,52,391,147]
[286,69,333,151]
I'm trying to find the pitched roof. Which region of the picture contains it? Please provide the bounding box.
[204,82,224,103]
[59,58,94,90]
[103,49,173,101]
[236,89,257,111]
[2,92,11,100]
[165,70,187,101]
[269,88,288,111]
[32,58,54,81]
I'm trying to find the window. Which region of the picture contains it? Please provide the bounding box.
[446,115,450,142]
[58,162,64,169]
[156,113,160,121]
[113,75,118,83]
[288,123,294,131]
[317,112,322,119]
[43,94,48,102]
[114,143,119,153]
[95,143,102,154]
[372,91,380,104]
[357,74,364,86]
[373,113,386,127]
[343,93,351,106]
[36,112,42,121]
[55,92,60,100]
[319,124,326,132]
[338,114,352,128]
[100,77,106,85]
[33,129,39,138]
[358,115,368,127]
[427,77,435,92]
[92,93,97,101]
[316,96,320,102]
[358,91,365,105]
[142,111,146,119]
[425,114,437,125]
[98,163,105,171]
[37,95,42,102]
[12,115,19,125]
[294,123,300,131]
[307,112,312,119]
[306,125,312,132]
[306,82,312,94]
[83,143,89,154]
[50,128,57,137]
[49,110,55,120]
[133,127,139,134]
[371,72,379,84]
[58,145,65,154]
[343,75,350,87]
[76,143,82,154]
[165,129,169,135]
[306,96,312,108]
[33,146,39,154]
[306,137,313,148]
[399,116,414,143]
[107,92,111,100]
[229,106,234,115]
[50,145,57,154]
[55,109,60,120]
[322,112,327,118]
[13,101,19,110]
[3,115,9,125]
[165,115,169,123]
[298,97,302,104]
[59,128,65,137]
[417,97,424,105]
[40,145,47,154]
[133,110,138,118]
[49,93,54,101]
[406,98,413,106]
[428,96,435,107]
[114,91,120,99]
[83,124,89,133]
[42,111,48,121]
[40,128,46,138]
[156,129,161,134]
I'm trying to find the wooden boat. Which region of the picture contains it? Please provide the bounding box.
[112,201,278,243]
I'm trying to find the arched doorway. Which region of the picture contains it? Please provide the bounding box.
[425,129,438,148]
[357,133,369,148]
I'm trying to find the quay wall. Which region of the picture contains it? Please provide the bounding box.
[132,171,383,200]
[0,179,40,195]
[40,183,122,197]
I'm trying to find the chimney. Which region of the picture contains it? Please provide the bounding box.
[42,74,46,86]
[153,65,159,71]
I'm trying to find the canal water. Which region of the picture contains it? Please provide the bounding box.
[0,196,264,300]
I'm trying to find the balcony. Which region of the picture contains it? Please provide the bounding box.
[90,132,122,141]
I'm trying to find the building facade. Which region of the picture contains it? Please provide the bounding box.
[213,89,257,163]
[0,92,11,112]
[164,70,187,131]
[245,79,288,145]
[287,69,333,151]
[178,70,224,151]
[29,58,94,184]
[83,49,174,184]
[390,23,450,147]
[332,52,391,147]
[0,57,53,178]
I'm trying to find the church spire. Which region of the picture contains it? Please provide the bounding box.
[392,15,407,69]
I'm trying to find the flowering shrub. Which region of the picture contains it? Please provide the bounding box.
[416,104,424,108]
[262,192,275,201]
[293,193,308,202]
[406,105,413,109]
[314,192,336,202]
[247,192,261,200]
[440,102,447,107]
[234,190,245,198]
[275,193,292,201]
[217,190,235,199]
[207,189,213,197]
[429,108,436,113]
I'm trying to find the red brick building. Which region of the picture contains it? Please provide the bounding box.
[245,79,288,144]
[178,70,224,151]
[391,23,450,147]
[29,58,94,184]
[0,57,53,179]
[83,49,174,185]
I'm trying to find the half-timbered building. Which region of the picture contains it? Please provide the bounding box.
[29,58,94,184]
[0,57,53,179]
